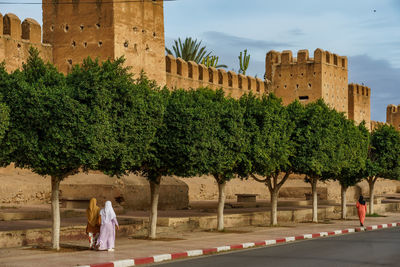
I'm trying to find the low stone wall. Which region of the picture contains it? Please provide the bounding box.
[179,174,400,203]
[2,202,400,248]
[60,173,189,211]
[0,222,146,248]
[0,165,52,204]
[0,166,189,210]
[1,165,399,210]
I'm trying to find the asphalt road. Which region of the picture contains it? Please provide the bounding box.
[153,228,400,267]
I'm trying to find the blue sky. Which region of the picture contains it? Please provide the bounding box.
[1,0,399,121]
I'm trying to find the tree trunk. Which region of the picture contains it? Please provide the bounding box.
[149,177,161,239]
[341,185,347,219]
[368,178,375,215]
[266,172,290,227]
[51,176,61,250]
[270,189,278,226]
[217,181,226,231]
[311,178,318,223]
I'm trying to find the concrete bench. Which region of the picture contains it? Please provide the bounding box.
[235,194,259,203]
[60,198,90,209]
[364,195,384,204]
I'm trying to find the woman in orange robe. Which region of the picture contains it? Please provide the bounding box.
[356,195,367,227]
[86,198,101,249]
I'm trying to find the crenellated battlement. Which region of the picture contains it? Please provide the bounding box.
[348,83,371,128]
[266,48,348,69]
[387,104,400,114]
[348,83,370,97]
[0,4,373,127]
[371,120,389,131]
[166,55,269,98]
[266,48,349,115]
[0,12,52,72]
[1,13,44,44]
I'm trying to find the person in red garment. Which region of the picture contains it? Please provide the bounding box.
[356,195,367,227]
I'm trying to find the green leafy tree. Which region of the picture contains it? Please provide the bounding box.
[364,124,400,214]
[68,58,167,239]
[291,100,344,223]
[329,121,369,219]
[201,56,228,69]
[204,90,245,231]
[238,49,250,75]
[0,48,109,250]
[125,79,167,241]
[0,64,10,142]
[166,37,211,63]
[67,59,165,179]
[238,93,294,226]
[131,87,172,240]
[150,88,245,233]
[140,88,217,238]
[0,99,9,141]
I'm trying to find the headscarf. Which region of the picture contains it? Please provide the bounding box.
[100,201,117,224]
[358,195,366,205]
[86,198,100,227]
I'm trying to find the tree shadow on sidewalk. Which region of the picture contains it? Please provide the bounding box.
[24,243,88,252]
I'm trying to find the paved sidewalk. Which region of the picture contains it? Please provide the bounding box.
[1,212,400,267]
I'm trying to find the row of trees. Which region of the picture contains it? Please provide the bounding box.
[0,49,399,250]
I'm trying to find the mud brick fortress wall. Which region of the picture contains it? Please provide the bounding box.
[3,0,400,131]
[0,0,399,206]
[165,55,270,98]
[266,49,349,115]
[0,13,52,72]
[42,0,166,84]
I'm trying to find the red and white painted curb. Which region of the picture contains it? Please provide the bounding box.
[77,222,400,267]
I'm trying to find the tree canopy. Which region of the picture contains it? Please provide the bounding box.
[67,58,165,177]
[238,93,294,225]
[0,48,111,250]
[0,64,10,145]
[335,121,369,188]
[153,88,245,231]
[367,124,400,180]
[238,93,293,179]
[1,47,400,242]
[290,99,345,222]
[364,124,400,214]
[0,49,95,178]
[292,99,345,179]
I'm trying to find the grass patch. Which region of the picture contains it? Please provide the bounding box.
[366,213,386,217]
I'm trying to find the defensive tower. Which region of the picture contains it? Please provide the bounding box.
[348,83,371,128]
[42,0,166,85]
[266,49,348,115]
[387,104,400,131]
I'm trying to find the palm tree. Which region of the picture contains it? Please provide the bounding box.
[166,37,211,64]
